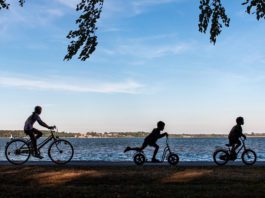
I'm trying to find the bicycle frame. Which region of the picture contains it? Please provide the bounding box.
[21,129,58,152]
[36,133,57,151]
[226,138,247,156]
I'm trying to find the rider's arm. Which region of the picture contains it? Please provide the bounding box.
[238,126,246,139]
[159,132,168,138]
[242,133,247,139]
[36,116,53,129]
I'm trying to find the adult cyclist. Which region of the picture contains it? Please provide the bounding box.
[24,106,55,159]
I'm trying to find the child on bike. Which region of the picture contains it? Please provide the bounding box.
[24,106,55,159]
[228,116,246,159]
[124,121,168,162]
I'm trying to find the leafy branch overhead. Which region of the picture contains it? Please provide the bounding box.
[198,0,230,44]
[198,0,265,44]
[64,0,103,61]
[0,0,24,9]
[242,0,265,20]
[0,0,264,61]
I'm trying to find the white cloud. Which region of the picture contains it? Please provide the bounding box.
[54,0,79,9]
[101,27,123,32]
[117,43,189,59]
[132,0,178,14]
[0,3,68,45]
[55,0,179,17]
[47,8,64,17]
[0,75,144,94]
[0,5,65,30]
[102,39,190,59]
[101,0,179,19]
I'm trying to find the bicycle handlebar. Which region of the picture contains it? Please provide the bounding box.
[240,137,246,141]
[50,126,58,133]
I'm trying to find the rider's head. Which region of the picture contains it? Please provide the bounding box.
[236,117,244,125]
[34,106,42,115]
[157,121,165,130]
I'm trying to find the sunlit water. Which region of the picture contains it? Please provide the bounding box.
[1,137,265,162]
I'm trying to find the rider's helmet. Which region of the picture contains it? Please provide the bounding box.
[236,117,244,125]
[34,106,42,114]
[157,121,165,130]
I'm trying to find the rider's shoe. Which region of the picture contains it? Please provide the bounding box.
[229,155,237,161]
[33,153,44,159]
[229,151,237,160]
[219,155,227,161]
[124,147,130,153]
[151,158,160,163]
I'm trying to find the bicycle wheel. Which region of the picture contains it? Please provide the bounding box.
[242,149,256,165]
[48,139,74,165]
[167,153,179,166]
[133,153,146,165]
[5,139,31,165]
[213,149,229,166]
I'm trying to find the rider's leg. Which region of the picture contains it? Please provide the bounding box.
[26,130,38,154]
[234,139,241,152]
[230,144,237,160]
[32,128,43,139]
[151,144,159,161]
[124,141,148,153]
[230,139,241,160]
[231,144,236,154]
[229,138,237,154]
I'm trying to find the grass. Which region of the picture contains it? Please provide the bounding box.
[0,165,265,197]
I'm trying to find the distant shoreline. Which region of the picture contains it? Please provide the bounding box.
[1,130,265,138]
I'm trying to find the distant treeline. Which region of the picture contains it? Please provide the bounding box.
[0,130,81,138]
[0,131,264,138]
[83,132,228,138]
[83,132,265,138]
[84,132,149,138]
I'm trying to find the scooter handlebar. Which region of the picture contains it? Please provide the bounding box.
[166,135,169,144]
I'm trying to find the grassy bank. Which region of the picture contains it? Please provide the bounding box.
[0,165,264,197]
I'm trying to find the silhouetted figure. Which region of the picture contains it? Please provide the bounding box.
[24,106,55,159]
[124,121,168,162]
[228,117,246,159]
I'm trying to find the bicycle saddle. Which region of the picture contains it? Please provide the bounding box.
[225,143,232,147]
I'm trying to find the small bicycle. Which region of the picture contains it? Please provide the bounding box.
[5,127,74,165]
[133,137,179,166]
[213,138,256,166]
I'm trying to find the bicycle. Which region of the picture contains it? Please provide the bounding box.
[213,138,256,166]
[5,127,74,165]
[133,136,179,166]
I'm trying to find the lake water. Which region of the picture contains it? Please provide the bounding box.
[1,137,265,162]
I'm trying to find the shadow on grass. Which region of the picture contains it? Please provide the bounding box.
[0,166,265,197]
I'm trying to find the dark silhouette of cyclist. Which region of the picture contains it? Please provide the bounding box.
[124,121,168,162]
[24,106,55,159]
[228,116,246,159]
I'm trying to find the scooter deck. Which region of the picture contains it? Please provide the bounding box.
[144,160,166,163]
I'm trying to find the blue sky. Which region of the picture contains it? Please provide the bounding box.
[0,0,265,133]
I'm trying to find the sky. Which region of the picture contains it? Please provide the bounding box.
[0,0,265,134]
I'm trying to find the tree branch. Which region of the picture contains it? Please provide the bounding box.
[0,0,9,9]
[198,0,230,44]
[19,0,25,7]
[64,0,104,61]
[242,0,265,20]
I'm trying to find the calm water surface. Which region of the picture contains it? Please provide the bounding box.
[0,137,265,161]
